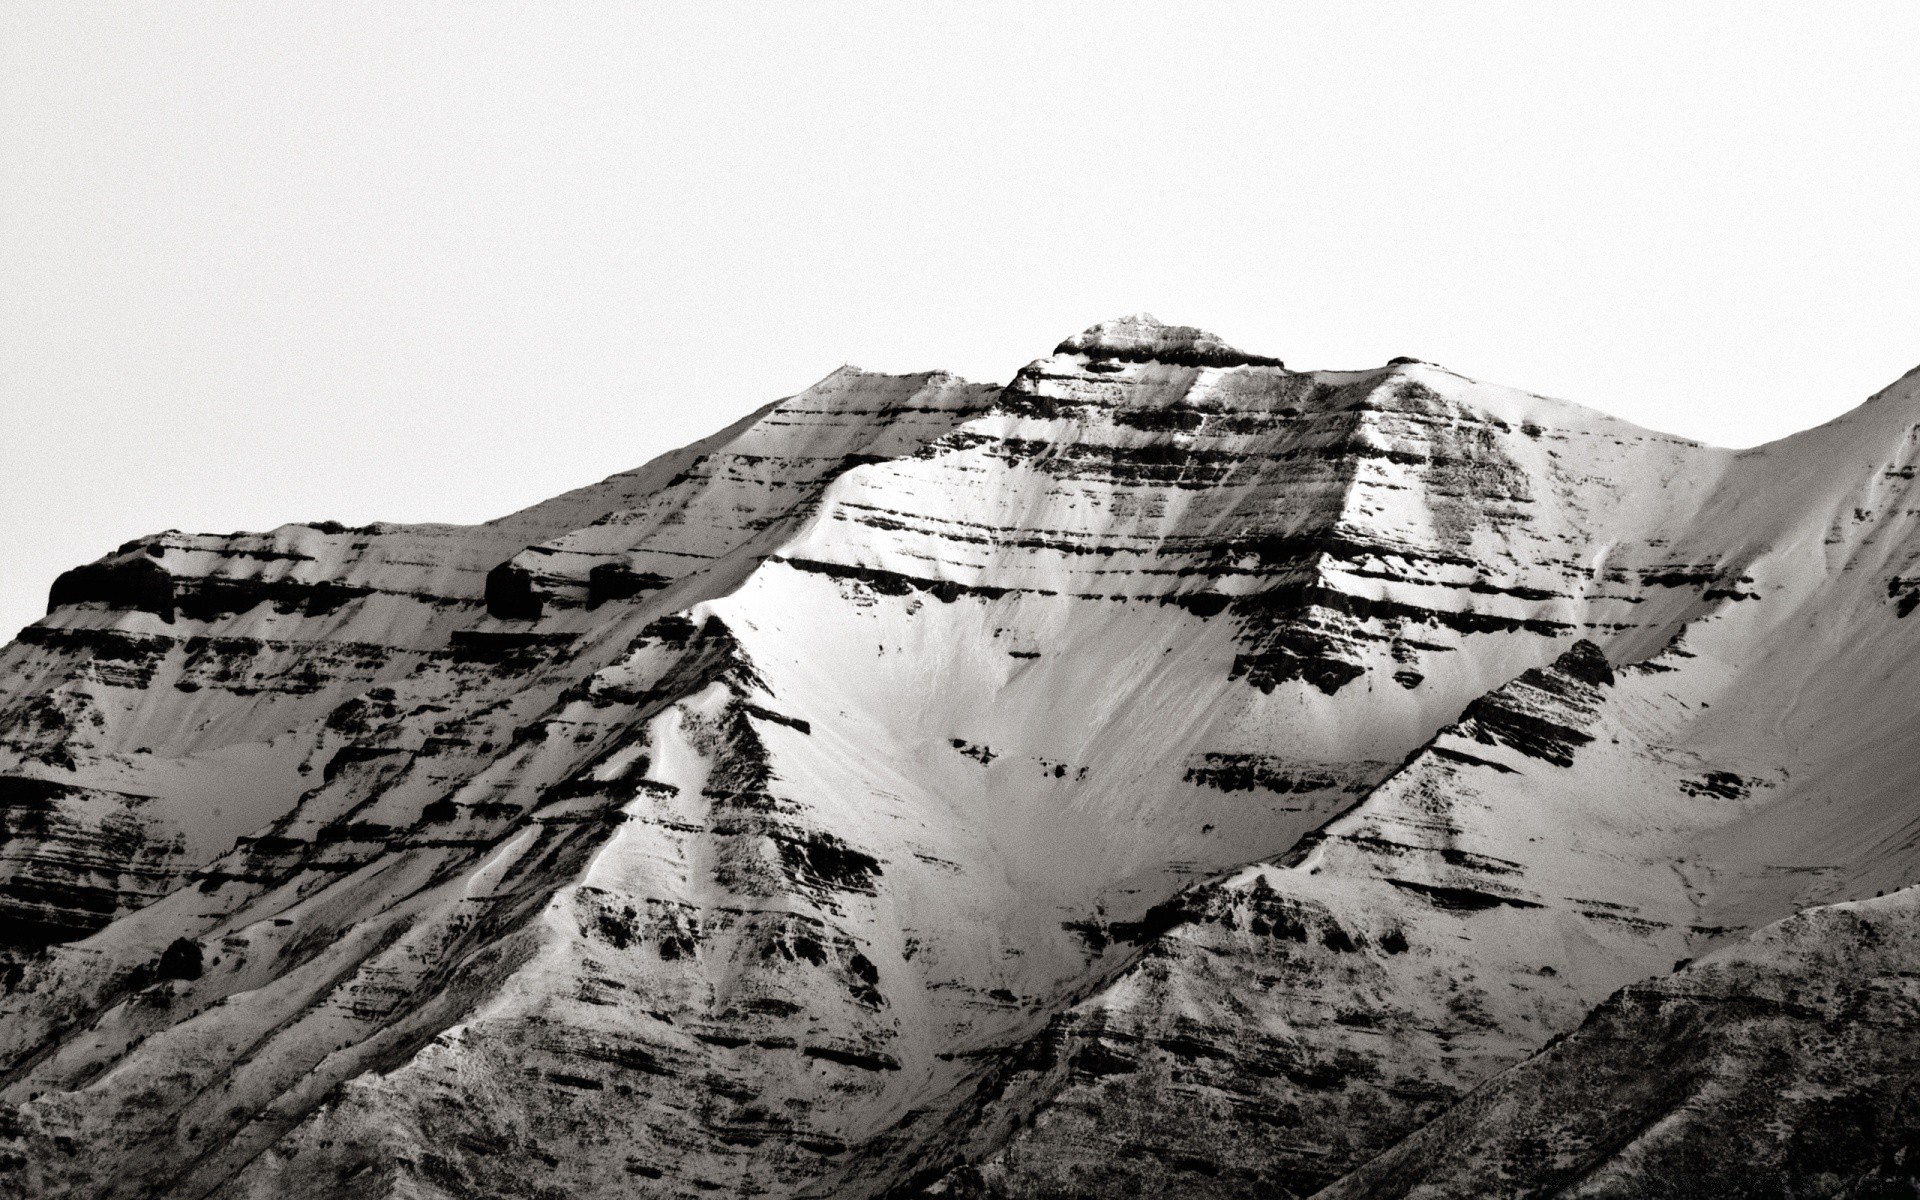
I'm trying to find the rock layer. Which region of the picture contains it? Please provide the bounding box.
[2,316,1918,1197]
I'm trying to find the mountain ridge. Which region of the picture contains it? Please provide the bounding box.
[3,317,1918,1197]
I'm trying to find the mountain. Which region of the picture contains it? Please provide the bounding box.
[3,315,1918,1198]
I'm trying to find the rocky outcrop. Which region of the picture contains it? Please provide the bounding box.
[2,317,1919,1197]
[0,775,186,948]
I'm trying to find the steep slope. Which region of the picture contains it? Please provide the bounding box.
[922,639,1731,1198]
[0,370,984,946]
[927,357,1920,1197]
[0,317,1912,1198]
[1298,362,1920,1200]
[1320,889,1920,1199]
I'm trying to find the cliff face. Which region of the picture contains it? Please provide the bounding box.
[3,316,1919,1198]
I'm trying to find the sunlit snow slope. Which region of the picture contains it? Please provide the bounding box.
[2,316,1917,1198]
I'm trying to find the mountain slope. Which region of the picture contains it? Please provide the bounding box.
[1319,889,1920,1199]
[924,349,1920,1198]
[1,317,1915,1198]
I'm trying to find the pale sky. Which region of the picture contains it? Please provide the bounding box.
[6,3,1920,638]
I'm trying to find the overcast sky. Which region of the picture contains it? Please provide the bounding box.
[6,2,1920,637]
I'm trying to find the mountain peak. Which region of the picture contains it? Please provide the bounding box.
[1054,313,1285,369]
[11,321,1920,1198]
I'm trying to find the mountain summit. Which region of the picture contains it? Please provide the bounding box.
[1052,313,1286,368]
[5,323,1920,1197]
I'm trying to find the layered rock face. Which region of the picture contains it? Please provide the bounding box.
[3,315,1919,1197]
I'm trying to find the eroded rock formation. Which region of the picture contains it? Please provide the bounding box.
[4,316,1920,1197]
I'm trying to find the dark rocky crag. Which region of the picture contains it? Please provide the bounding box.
[3,317,1920,1197]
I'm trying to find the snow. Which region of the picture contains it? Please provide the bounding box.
[3,318,1919,1196]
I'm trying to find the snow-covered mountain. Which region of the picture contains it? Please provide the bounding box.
[3,315,1918,1197]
